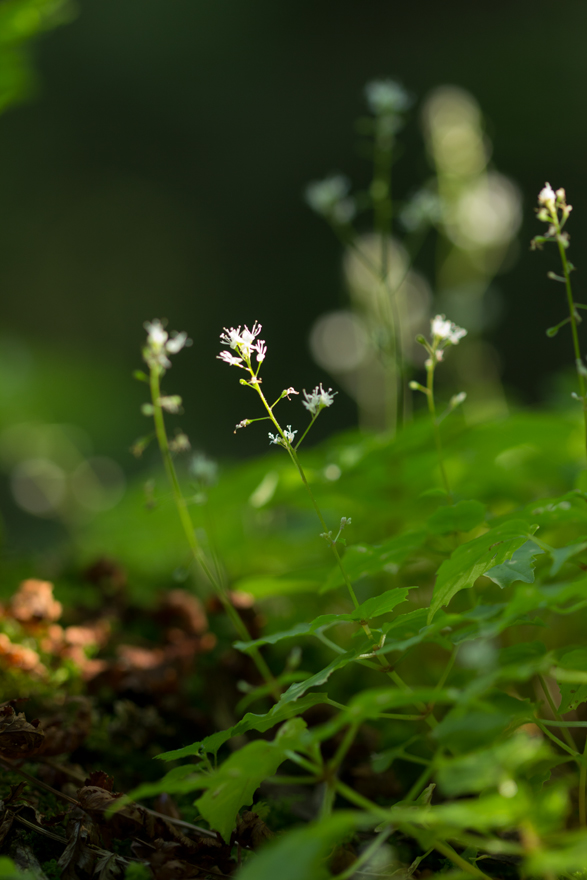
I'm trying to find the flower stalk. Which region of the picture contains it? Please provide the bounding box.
[139,320,281,700]
[532,183,587,457]
[410,315,467,502]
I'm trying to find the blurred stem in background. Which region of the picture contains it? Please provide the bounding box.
[307,81,521,433]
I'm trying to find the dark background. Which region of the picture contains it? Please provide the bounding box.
[0,0,586,462]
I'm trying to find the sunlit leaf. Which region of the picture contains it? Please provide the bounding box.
[428,520,536,623]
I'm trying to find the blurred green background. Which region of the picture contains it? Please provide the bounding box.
[0,0,586,549]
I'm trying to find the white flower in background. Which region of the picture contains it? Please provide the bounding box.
[302,383,337,416]
[365,79,412,116]
[144,319,192,370]
[256,340,267,362]
[305,175,356,225]
[431,314,467,345]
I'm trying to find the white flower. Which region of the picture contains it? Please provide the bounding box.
[143,319,192,370]
[268,425,297,447]
[158,395,183,413]
[302,383,337,416]
[450,391,467,409]
[431,315,467,345]
[305,176,356,224]
[538,182,556,209]
[166,331,190,354]
[219,322,262,358]
[217,350,244,367]
[255,340,267,362]
[145,319,168,348]
[365,79,412,116]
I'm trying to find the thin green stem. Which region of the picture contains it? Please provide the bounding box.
[538,674,577,751]
[580,734,587,827]
[249,372,439,724]
[332,826,392,880]
[430,839,494,880]
[426,361,452,501]
[148,367,280,700]
[552,211,587,456]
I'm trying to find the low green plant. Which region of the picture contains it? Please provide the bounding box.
[104,89,587,880]
[109,190,587,880]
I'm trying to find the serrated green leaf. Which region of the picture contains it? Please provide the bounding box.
[157,692,330,760]
[279,640,371,703]
[427,500,487,535]
[235,588,411,652]
[321,530,426,593]
[485,540,544,588]
[235,812,375,880]
[555,649,587,713]
[196,718,308,842]
[548,541,587,576]
[428,520,536,623]
[437,733,549,797]
[525,830,587,874]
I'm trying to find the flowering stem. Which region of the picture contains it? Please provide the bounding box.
[556,233,587,456]
[426,361,453,501]
[248,376,438,725]
[148,366,280,699]
[251,381,360,609]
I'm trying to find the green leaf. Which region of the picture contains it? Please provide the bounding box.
[235,812,375,880]
[196,719,307,842]
[437,733,549,797]
[157,693,330,760]
[485,540,544,588]
[279,641,371,703]
[427,500,487,534]
[428,520,536,623]
[235,588,411,652]
[548,541,587,576]
[344,686,456,723]
[556,649,587,713]
[526,831,587,875]
[321,530,426,593]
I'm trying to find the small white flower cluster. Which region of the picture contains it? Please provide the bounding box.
[431,315,467,346]
[218,321,266,365]
[365,79,412,117]
[269,425,297,447]
[302,383,337,416]
[305,175,356,225]
[538,182,557,211]
[533,183,572,249]
[400,189,443,232]
[144,319,192,370]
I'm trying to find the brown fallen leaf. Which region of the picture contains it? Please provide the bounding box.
[0,701,45,759]
[76,786,198,850]
[235,811,274,849]
[158,589,208,636]
[0,633,46,676]
[9,579,62,624]
[37,697,92,757]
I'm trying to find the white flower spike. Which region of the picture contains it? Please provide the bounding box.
[144,319,192,370]
[431,315,467,346]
